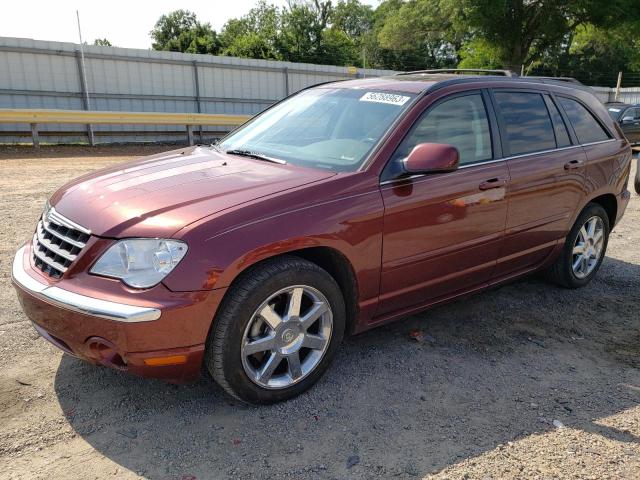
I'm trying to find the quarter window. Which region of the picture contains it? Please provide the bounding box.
[387,93,492,177]
[558,97,611,144]
[494,92,556,155]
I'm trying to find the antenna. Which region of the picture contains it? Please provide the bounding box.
[76,10,95,145]
[76,10,91,111]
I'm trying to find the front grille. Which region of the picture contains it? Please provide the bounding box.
[32,204,91,278]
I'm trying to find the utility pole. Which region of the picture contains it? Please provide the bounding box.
[615,72,623,101]
[362,46,366,78]
[76,10,95,145]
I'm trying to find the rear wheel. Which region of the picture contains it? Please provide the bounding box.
[544,203,609,288]
[205,256,345,404]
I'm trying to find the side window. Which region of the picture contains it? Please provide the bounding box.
[386,93,492,178]
[494,91,556,155]
[546,97,571,147]
[558,97,611,144]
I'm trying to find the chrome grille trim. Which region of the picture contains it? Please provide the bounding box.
[47,207,91,235]
[40,219,86,248]
[35,226,77,262]
[32,237,72,273]
[32,205,90,278]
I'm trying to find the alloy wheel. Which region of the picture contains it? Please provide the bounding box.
[241,285,333,389]
[572,216,605,279]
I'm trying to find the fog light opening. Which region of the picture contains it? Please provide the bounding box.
[86,338,127,371]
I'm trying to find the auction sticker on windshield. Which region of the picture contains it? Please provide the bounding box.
[360,92,410,106]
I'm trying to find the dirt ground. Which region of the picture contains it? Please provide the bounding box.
[0,145,639,480]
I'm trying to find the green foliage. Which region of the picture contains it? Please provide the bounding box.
[93,38,112,47]
[148,1,640,84]
[458,39,502,69]
[150,10,221,54]
[219,2,283,60]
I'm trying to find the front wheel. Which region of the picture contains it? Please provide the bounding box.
[205,256,345,404]
[544,203,610,288]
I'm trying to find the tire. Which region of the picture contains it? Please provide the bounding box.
[205,255,346,404]
[544,203,610,288]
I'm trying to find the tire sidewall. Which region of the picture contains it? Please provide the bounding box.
[212,262,345,404]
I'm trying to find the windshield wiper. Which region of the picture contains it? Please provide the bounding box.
[225,149,287,164]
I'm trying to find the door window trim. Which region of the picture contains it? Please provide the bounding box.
[489,88,564,157]
[378,87,618,187]
[379,89,499,183]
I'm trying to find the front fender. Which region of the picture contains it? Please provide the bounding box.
[163,186,385,309]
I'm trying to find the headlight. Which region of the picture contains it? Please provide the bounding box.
[91,239,188,288]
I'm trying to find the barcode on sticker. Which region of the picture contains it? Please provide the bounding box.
[360,92,410,106]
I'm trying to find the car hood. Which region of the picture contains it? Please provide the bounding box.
[50,146,335,238]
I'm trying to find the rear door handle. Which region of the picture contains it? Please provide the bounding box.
[564,159,584,170]
[479,178,506,190]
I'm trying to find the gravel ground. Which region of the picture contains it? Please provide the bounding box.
[0,145,639,480]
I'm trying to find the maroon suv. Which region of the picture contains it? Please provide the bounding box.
[12,73,632,404]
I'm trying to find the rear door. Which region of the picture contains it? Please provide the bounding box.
[490,89,587,277]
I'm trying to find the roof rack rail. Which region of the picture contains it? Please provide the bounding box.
[523,76,583,85]
[396,68,518,77]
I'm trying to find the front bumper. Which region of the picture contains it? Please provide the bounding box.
[11,245,224,383]
[13,246,161,322]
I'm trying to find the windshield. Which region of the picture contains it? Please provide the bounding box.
[607,106,624,120]
[219,88,415,171]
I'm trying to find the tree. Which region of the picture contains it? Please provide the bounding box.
[533,22,640,85]
[219,2,284,60]
[331,0,373,39]
[378,0,460,69]
[378,0,640,73]
[93,38,112,47]
[458,0,640,72]
[280,1,333,64]
[150,10,221,54]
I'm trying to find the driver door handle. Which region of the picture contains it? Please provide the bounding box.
[479,178,507,190]
[564,159,584,170]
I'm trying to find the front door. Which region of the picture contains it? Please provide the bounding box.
[377,91,509,317]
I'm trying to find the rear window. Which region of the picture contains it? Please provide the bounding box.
[558,97,611,144]
[494,92,556,155]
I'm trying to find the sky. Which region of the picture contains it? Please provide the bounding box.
[0,0,380,50]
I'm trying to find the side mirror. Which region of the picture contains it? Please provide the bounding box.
[404,143,460,174]
[621,116,635,125]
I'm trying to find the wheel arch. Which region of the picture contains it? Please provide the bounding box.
[218,245,360,336]
[588,193,617,228]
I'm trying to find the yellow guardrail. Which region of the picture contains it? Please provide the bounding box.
[0,108,253,147]
[0,109,251,126]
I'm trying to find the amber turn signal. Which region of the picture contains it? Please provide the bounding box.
[143,355,188,366]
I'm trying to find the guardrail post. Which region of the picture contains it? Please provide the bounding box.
[74,50,96,146]
[187,125,194,146]
[30,123,39,148]
[283,67,290,96]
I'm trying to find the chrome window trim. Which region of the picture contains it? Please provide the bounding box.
[379,139,617,187]
[12,246,161,323]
